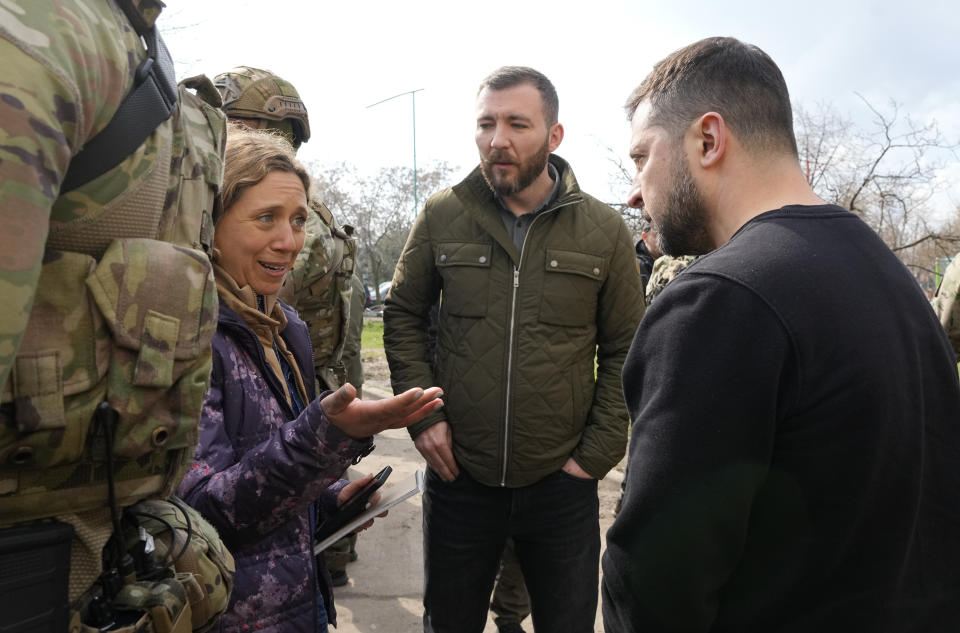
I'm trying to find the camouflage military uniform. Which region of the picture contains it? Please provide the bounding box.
[280,201,358,391]
[1,0,230,629]
[341,273,367,395]
[645,255,696,304]
[932,254,960,361]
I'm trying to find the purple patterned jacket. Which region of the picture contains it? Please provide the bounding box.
[178,300,372,632]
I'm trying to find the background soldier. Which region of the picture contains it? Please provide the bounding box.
[644,254,695,304]
[634,218,658,291]
[215,66,366,586]
[1,0,231,629]
[932,253,960,360]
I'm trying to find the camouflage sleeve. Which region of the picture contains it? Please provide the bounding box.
[0,38,76,387]
[0,0,138,387]
[932,255,960,361]
[341,273,366,388]
[645,255,695,305]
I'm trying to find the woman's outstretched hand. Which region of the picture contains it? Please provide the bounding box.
[321,384,444,439]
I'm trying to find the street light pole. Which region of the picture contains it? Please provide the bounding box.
[367,88,424,218]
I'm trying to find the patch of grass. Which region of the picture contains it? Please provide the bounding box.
[362,318,384,350]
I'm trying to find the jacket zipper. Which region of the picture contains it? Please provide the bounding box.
[499,197,580,486]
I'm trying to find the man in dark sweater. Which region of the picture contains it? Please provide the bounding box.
[602,37,960,633]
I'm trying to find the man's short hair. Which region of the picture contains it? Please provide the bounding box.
[625,37,798,157]
[479,66,559,126]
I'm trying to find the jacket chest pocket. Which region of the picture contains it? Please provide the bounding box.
[538,249,604,327]
[437,242,493,318]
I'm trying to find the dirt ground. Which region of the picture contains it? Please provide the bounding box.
[360,351,391,392]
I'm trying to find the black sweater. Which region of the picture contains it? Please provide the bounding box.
[603,205,960,633]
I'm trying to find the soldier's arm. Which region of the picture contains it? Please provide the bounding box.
[573,216,646,479]
[340,274,366,387]
[0,40,77,386]
[932,256,960,361]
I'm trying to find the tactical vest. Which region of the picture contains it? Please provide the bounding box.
[278,198,357,389]
[0,1,228,629]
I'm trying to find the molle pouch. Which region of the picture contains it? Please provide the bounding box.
[86,238,217,472]
[159,76,226,254]
[128,498,235,632]
[0,250,110,501]
[81,578,193,633]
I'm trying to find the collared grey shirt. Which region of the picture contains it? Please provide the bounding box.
[498,162,561,254]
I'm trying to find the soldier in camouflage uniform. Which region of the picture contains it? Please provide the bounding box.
[1,0,232,630]
[341,273,367,397]
[932,254,960,361]
[645,254,696,304]
[214,66,366,586]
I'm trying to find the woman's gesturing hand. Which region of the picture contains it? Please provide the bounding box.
[321,384,444,439]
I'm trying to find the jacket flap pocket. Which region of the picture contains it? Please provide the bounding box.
[544,249,604,280]
[437,242,493,268]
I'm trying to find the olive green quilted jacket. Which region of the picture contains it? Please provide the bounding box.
[384,156,644,487]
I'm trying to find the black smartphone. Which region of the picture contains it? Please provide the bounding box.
[315,466,392,542]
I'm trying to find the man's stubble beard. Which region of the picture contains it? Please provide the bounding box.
[481,136,551,198]
[655,151,713,257]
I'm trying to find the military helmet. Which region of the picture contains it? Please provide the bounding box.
[214,66,311,148]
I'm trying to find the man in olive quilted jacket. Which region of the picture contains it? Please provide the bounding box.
[384,66,645,633]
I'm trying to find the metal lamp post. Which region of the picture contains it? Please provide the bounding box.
[367,88,424,218]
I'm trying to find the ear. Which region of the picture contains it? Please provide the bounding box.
[548,122,564,152]
[694,112,726,168]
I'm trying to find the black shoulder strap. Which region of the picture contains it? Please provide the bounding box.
[60,21,178,193]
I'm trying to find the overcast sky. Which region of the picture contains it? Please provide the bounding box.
[160,0,959,212]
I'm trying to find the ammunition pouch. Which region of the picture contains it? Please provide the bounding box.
[68,498,233,632]
[0,238,217,521]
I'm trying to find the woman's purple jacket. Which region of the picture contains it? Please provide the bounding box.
[178,300,373,633]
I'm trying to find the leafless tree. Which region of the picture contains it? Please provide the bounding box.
[606,97,960,289]
[308,161,458,300]
[795,96,960,284]
[605,149,646,240]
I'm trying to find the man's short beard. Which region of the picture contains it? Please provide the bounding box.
[481,137,550,197]
[656,151,713,257]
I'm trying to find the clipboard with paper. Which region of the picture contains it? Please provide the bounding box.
[313,469,425,554]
